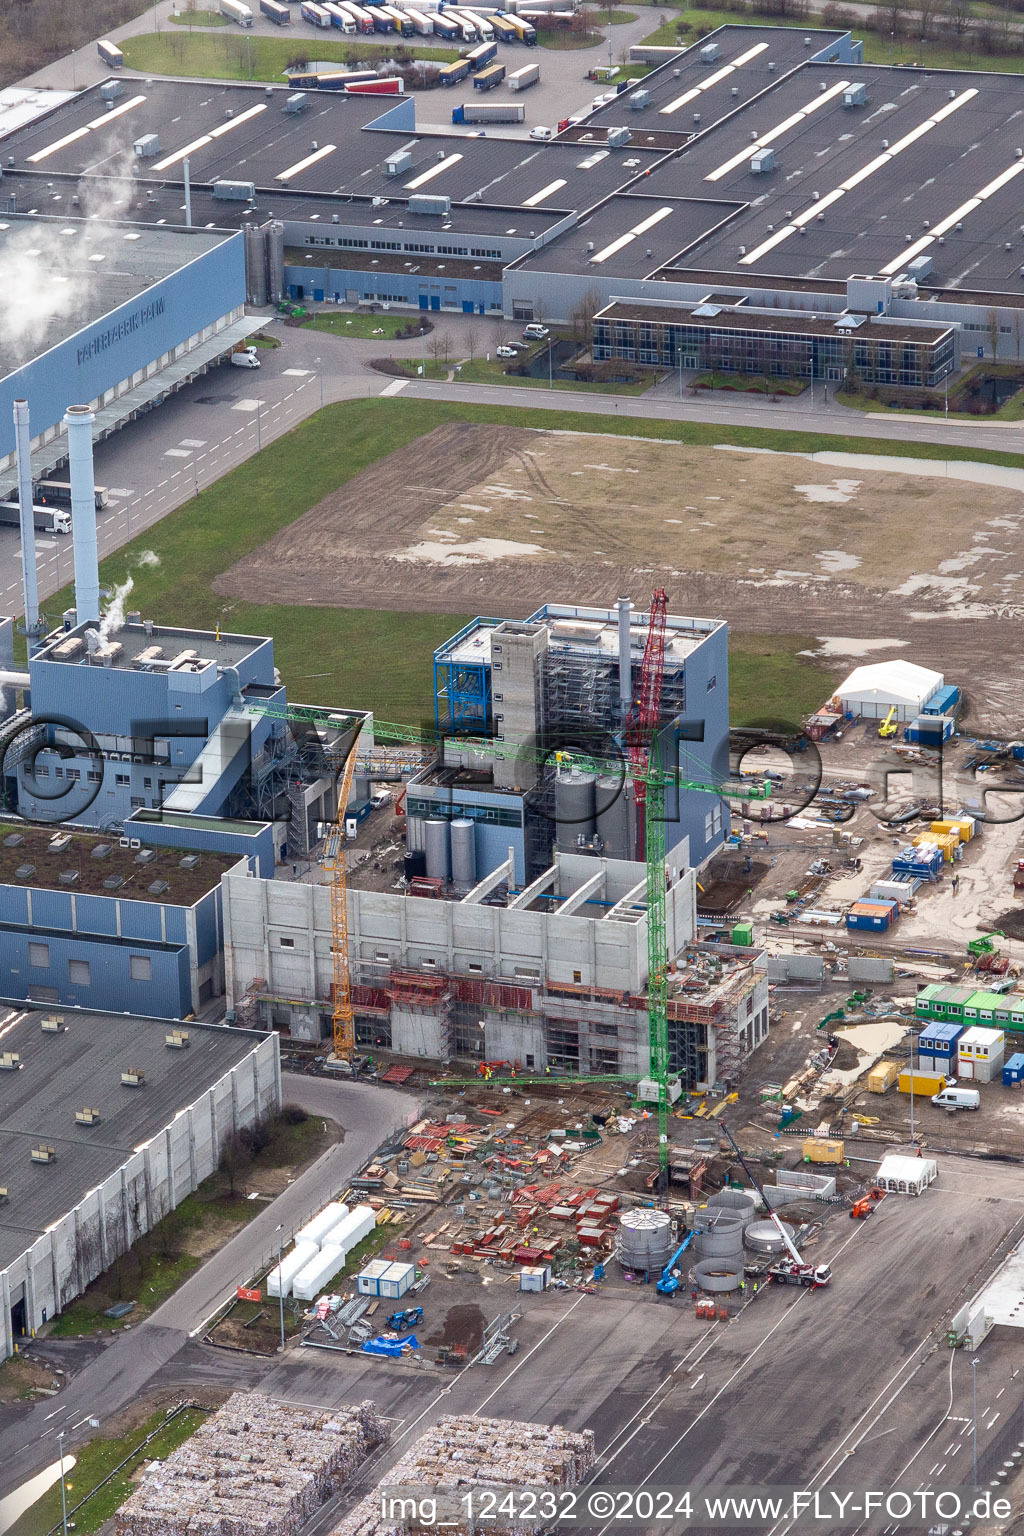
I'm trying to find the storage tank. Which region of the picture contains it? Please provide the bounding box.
[267,1240,318,1297]
[264,219,285,302]
[615,1207,675,1273]
[555,768,596,851]
[330,1203,377,1257]
[693,1211,744,1262]
[244,223,267,305]
[595,774,630,860]
[451,818,477,887]
[706,1190,757,1229]
[694,1258,743,1293]
[424,818,450,880]
[293,1240,346,1301]
[745,1218,795,1255]
[295,1199,349,1249]
[403,849,427,882]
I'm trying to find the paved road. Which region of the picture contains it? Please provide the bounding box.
[0,1074,419,1501]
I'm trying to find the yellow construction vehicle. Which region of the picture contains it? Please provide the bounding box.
[878,707,898,739]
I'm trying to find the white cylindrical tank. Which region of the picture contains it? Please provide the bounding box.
[295,1200,349,1249]
[64,405,99,624]
[293,1241,346,1301]
[745,1219,795,1255]
[451,818,477,887]
[424,818,450,880]
[267,1240,318,1297]
[331,1203,377,1257]
[616,1207,674,1272]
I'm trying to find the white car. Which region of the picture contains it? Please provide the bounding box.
[529,125,554,141]
[522,323,549,341]
[496,345,518,358]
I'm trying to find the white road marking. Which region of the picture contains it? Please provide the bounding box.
[282,368,311,377]
[379,379,408,397]
[178,438,206,448]
[164,448,192,458]
[232,399,261,412]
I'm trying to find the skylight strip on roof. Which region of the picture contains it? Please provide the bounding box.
[930,197,982,238]
[85,95,147,131]
[153,135,213,172]
[977,160,1024,199]
[523,178,568,207]
[27,127,90,164]
[405,151,463,189]
[738,223,796,264]
[704,79,851,182]
[840,152,891,193]
[591,231,636,263]
[208,103,268,138]
[277,143,338,180]
[659,40,768,116]
[879,235,933,275]
[791,186,845,225]
[879,151,1024,270]
[631,205,674,237]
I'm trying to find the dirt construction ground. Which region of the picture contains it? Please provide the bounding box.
[216,423,1024,726]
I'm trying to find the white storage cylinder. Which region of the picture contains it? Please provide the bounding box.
[293,1241,346,1301]
[267,1240,318,1297]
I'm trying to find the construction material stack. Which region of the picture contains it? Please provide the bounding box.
[116,1393,389,1536]
[332,1415,595,1536]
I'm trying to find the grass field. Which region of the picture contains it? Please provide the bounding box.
[305,312,431,340]
[7,1408,207,1536]
[535,25,603,46]
[168,8,228,24]
[393,355,653,394]
[121,31,459,78]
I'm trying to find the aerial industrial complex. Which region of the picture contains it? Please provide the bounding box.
[3,10,1024,1535]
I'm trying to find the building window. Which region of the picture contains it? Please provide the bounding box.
[69,960,90,986]
[573,970,582,983]
[422,958,437,968]
[115,773,130,787]
[704,804,723,842]
[279,936,295,948]
[706,675,717,692]
[375,951,389,963]
[28,942,49,968]
[130,955,152,981]
[130,796,144,809]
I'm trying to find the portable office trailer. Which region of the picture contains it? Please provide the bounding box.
[845,899,898,933]
[916,1021,964,1076]
[1003,1053,1024,1086]
[963,992,1011,1024]
[958,1025,1005,1082]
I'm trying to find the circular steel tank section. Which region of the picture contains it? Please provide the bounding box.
[616,1208,675,1272]
[595,774,630,861]
[706,1190,757,1230]
[694,1259,743,1293]
[450,819,477,887]
[694,1214,744,1263]
[555,769,597,851]
[424,818,451,881]
[745,1219,795,1255]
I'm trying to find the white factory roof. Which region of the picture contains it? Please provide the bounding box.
[836,660,943,710]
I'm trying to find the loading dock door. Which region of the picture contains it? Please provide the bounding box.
[462,300,474,313]
[430,296,441,311]
[313,288,324,303]
[419,295,429,310]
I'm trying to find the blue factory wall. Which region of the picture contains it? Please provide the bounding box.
[0,924,193,1018]
[660,624,730,867]
[0,233,246,460]
[284,264,502,314]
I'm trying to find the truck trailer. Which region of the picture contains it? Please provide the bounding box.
[323,2,357,26]
[261,0,292,21]
[472,60,505,88]
[338,1,377,28]
[404,7,434,30]
[97,38,124,66]
[507,60,539,88]
[0,502,72,535]
[452,98,523,120]
[219,0,254,23]
[438,57,471,83]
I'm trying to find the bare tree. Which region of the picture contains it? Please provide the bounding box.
[988,307,1001,361]
[464,325,480,364]
[882,0,908,39]
[494,320,511,349]
[941,0,973,42]
[439,329,454,364]
[568,285,602,353]
[220,1130,254,1197]
[428,333,447,368]
[1012,306,1023,362]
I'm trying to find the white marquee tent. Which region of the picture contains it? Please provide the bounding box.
[833,660,943,722]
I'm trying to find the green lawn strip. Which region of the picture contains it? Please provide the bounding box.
[729,633,835,728]
[7,1408,208,1536]
[248,333,282,350]
[583,7,640,21]
[303,311,431,340]
[405,355,653,393]
[694,370,804,396]
[536,26,603,47]
[168,8,228,24]
[32,398,1024,721]
[121,31,458,78]
[49,1254,202,1337]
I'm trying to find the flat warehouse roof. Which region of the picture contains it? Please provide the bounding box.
[524,194,742,277]
[0,217,231,380]
[596,299,952,344]
[0,1008,265,1271]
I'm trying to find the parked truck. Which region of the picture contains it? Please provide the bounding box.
[507,60,540,88]
[464,39,497,69]
[219,0,254,24]
[472,60,505,88]
[452,99,524,121]
[0,502,72,535]
[261,0,292,22]
[438,57,471,84]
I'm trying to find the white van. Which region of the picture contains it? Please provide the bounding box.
[932,1086,981,1111]
[230,350,261,369]
[529,125,554,142]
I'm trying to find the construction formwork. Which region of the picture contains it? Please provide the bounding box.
[116,1394,389,1536]
[332,1415,595,1536]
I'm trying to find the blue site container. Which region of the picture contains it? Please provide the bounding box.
[846,899,898,932]
[922,684,960,716]
[918,1021,964,1074]
[1003,1053,1024,1086]
[893,844,943,880]
[904,715,954,745]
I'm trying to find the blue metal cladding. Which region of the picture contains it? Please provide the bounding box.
[193,886,222,968]
[284,263,502,313]
[1,926,193,1018]
[658,623,730,866]
[0,234,245,461]
[131,813,276,877]
[72,893,119,936]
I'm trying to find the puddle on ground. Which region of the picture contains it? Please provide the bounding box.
[0,1457,77,1535]
[815,550,862,574]
[794,479,862,503]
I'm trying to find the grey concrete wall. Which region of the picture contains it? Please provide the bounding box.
[1,1032,279,1359]
[766,954,825,984]
[848,956,895,984]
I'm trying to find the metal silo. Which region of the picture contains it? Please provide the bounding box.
[264,220,285,303]
[424,819,450,881]
[595,774,631,860]
[555,769,596,852]
[693,1209,744,1263]
[706,1189,757,1230]
[450,819,477,888]
[244,224,267,306]
[615,1208,674,1273]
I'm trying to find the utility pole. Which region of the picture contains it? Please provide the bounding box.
[58,1431,69,1536]
[276,1224,286,1350]
[972,1356,980,1486]
[314,356,324,410]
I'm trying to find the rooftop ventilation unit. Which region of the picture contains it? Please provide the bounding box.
[843,83,866,107]
[0,1053,22,1071]
[49,832,72,853]
[75,1107,102,1125]
[750,147,774,174]
[908,254,933,279]
[408,193,451,216]
[3,833,23,848]
[91,843,113,859]
[58,870,79,886]
[41,1015,66,1033]
[213,180,256,200]
[166,1030,191,1049]
[385,149,414,176]
[699,42,719,61]
[133,134,160,158]
[148,879,170,895]
[285,92,308,114]
[15,864,35,880]
[135,848,157,864]
[103,874,125,890]
[121,1067,146,1088]
[101,80,122,102]
[31,1145,57,1164]
[607,126,631,148]
[731,86,739,96]
[179,854,201,870]
[628,89,649,110]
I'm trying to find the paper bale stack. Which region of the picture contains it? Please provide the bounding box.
[117,1394,389,1536]
[332,1415,595,1536]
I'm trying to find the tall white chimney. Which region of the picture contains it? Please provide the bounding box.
[12,399,40,645]
[64,405,100,625]
[617,597,633,718]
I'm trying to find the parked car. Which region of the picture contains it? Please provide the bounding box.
[522,323,549,340]
[529,125,554,141]
[495,345,518,358]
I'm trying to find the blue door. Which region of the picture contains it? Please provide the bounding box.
[462,300,474,313]
[430,295,441,311]
[419,294,429,310]
[313,288,324,303]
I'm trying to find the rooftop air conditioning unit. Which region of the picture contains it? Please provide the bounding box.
[121,1067,146,1088]
[41,1015,66,1033]
[31,1145,57,1164]
[0,1053,22,1071]
[76,1108,101,1125]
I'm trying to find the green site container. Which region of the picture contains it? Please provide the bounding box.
[731,923,754,946]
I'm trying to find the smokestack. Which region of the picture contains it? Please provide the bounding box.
[12,400,40,646]
[64,405,100,625]
[183,156,192,228]
[617,597,633,718]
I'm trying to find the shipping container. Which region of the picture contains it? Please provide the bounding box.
[97,38,124,67]
[801,1138,844,1164]
[473,60,505,88]
[507,60,540,88]
[916,1021,964,1075]
[465,39,497,67]
[904,714,954,745]
[898,1070,947,1096]
[921,684,961,716]
[1002,1052,1024,1086]
[845,899,898,933]
[438,56,471,83]
[220,0,254,24]
[866,1061,900,1094]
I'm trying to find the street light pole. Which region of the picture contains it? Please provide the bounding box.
[58,1431,69,1536]
[314,356,323,409]
[972,1356,980,1486]
[276,1224,285,1351]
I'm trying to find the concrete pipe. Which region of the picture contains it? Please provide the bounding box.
[694,1259,743,1294]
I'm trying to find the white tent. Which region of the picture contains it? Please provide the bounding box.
[834,660,943,722]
